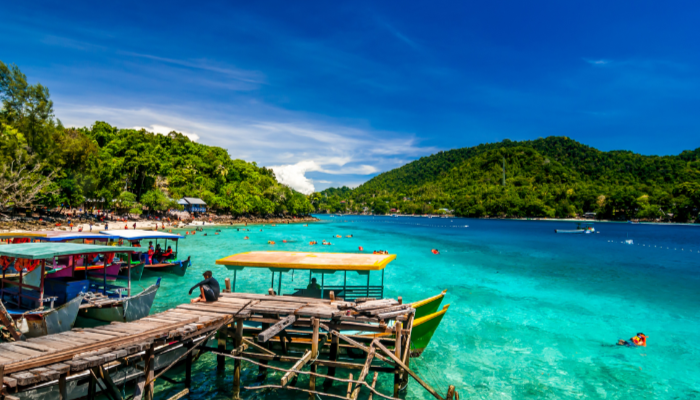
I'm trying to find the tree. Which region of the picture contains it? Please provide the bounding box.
[0,151,58,210]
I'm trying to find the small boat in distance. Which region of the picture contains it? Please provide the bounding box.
[555,222,595,234]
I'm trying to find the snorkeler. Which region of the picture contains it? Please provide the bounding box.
[617,333,647,347]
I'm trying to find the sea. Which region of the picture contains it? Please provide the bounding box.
[142,215,700,399]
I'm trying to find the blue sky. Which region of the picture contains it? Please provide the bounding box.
[2,1,699,193]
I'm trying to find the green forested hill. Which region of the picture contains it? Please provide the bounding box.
[316,137,700,221]
[0,61,313,216]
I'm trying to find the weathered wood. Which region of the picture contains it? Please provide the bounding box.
[224,277,231,292]
[318,323,395,366]
[0,300,23,342]
[373,340,445,400]
[233,319,244,400]
[242,338,276,356]
[9,371,38,386]
[309,317,319,398]
[30,367,60,381]
[3,375,17,388]
[93,365,123,400]
[1,344,44,357]
[393,322,403,397]
[144,345,155,400]
[346,373,354,398]
[347,299,397,311]
[367,372,379,400]
[11,341,56,353]
[166,388,189,400]
[378,308,415,320]
[281,350,312,386]
[58,373,67,400]
[217,327,227,372]
[323,334,339,390]
[351,347,375,399]
[257,314,297,343]
[47,363,71,374]
[231,343,249,356]
[362,304,411,316]
[446,385,455,400]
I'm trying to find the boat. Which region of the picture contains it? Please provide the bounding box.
[555,222,595,234]
[0,231,145,281]
[1,242,159,334]
[101,230,190,277]
[215,251,450,356]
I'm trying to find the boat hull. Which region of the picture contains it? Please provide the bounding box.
[9,294,84,338]
[142,257,190,277]
[411,289,446,320]
[409,304,450,357]
[118,262,145,281]
[77,283,160,324]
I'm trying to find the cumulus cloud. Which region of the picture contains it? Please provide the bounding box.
[132,124,200,141]
[584,58,611,66]
[56,102,436,192]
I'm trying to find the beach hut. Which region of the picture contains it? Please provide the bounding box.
[177,197,207,214]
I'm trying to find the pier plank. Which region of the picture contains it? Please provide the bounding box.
[0,344,45,357]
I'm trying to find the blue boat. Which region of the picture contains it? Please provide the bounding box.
[101,230,190,277]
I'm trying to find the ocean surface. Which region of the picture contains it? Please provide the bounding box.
[142,215,700,399]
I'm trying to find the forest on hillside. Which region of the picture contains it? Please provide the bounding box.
[0,61,313,216]
[315,138,700,222]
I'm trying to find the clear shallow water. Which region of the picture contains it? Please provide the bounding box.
[145,216,700,399]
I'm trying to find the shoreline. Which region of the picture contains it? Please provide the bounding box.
[0,215,320,234]
[318,214,699,226]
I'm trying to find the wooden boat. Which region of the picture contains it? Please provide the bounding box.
[0,231,146,281]
[215,251,450,356]
[1,243,159,335]
[101,230,189,277]
[555,222,595,234]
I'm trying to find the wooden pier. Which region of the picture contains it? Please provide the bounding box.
[0,292,458,400]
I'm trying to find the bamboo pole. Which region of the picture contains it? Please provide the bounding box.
[393,322,403,397]
[309,317,320,398]
[373,340,445,400]
[233,318,244,400]
[346,373,354,398]
[351,347,375,399]
[367,372,379,400]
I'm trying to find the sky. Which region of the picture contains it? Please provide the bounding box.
[1,1,699,193]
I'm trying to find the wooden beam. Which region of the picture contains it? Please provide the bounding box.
[233,319,244,400]
[0,297,24,342]
[242,338,276,356]
[367,372,379,400]
[257,315,297,343]
[281,350,312,386]
[446,385,455,400]
[373,340,445,400]
[309,317,319,399]
[351,347,375,399]
[318,323,394,366]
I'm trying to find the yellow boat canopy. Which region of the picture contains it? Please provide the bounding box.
[216,251,396,272]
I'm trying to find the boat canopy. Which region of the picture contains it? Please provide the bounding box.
[0,243,137,259]
[100,230,184,241]
[0,231,119,242]
[216,251,396,272]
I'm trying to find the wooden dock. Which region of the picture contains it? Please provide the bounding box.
[1,292,458,400]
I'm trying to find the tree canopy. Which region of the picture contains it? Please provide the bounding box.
[0,61,313,216]
[316,138,700,222]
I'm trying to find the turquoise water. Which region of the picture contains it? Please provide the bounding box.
[144,216,700,399]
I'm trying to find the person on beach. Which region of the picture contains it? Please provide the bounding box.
[189,271,220,303]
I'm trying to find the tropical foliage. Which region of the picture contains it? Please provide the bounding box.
[317,138,700,222]
[0,61,313,216]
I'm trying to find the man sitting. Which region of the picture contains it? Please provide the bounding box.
[307,277,321,290]
[189,271,220,303]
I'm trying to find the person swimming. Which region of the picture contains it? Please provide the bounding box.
[617,333,647,347]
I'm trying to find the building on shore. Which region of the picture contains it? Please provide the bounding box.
[177,197,207,214]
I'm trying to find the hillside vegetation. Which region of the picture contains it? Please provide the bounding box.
[0,61,313,216]
[315,137,700,221]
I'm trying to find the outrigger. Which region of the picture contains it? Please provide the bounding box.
[0,243,159,339]
[102,230,190,277]
[215,251,450,356]
[0,231,146,280]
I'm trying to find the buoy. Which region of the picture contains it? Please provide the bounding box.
[431,249,439,255]
[359,246,363,251]
[282,240,287,243]
[244,236,249,240]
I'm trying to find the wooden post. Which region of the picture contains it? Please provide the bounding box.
[345,373,354,398]
[0,302,22,342]
[58,373,68,400]
[323,334,339,390]
[393,321,403,397]
[351,347,375,399]
[367,372,379,400]
[145,345,155,400]
[446,385,456,400]
[308,317,319,399]
[233,318,244,399]
[217,326,227,372]
[224,278,231,293]
[373,340,446,400]
[329,290,335,301]
[184,341,193,390]
[258,322,270,377]
[87,369,96,400]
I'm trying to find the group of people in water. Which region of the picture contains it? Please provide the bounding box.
[373,250,389,254]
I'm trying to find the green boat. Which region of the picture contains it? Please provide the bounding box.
[77,281,160,323]
[215,250,450,357]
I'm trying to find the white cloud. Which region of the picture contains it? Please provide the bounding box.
[584,59,610,66]
[132,124,200,142]
[56,102,436,192]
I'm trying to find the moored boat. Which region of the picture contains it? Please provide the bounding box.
[102,230,189,277]
[555,222,595,234]
[215,250,450,356]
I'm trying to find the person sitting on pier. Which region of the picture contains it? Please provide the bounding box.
[189,271,220,303]
[307,277,321,290]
